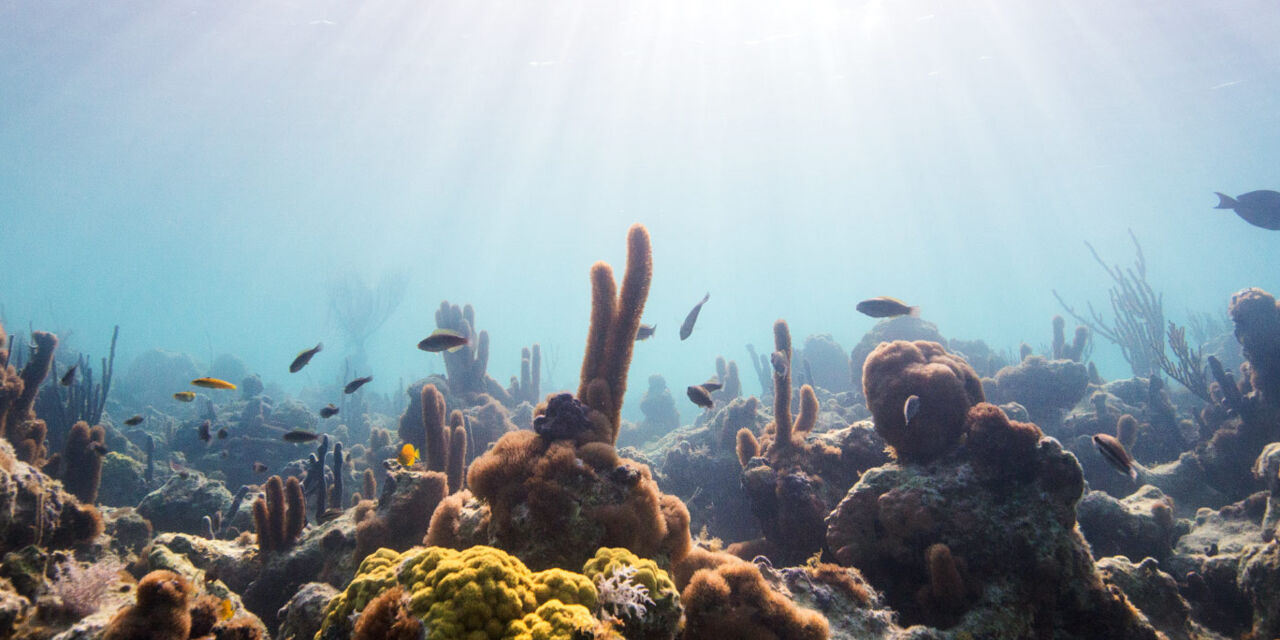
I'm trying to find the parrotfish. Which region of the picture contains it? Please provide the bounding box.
[418,329,469,353]
[680,293,710,341]
[289,343,323,373]
[344,375,373,394]
[856,297,919,319]
[1214,190,1280,230]
[191,377,236,390]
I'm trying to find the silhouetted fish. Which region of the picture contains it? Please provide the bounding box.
[123,415,145,426]
[1214,190,1280,230]
[253,462,268,473]
[320,404,339,419]
[770,351,788,376]
[904,395,921,425]
[680,293,710,341]
[856,297,919,319]
[318,508,345,523]
[635,324,657,341]
[60,365,77,386]
[217,427,228,440]
[344,376,373,394]
[290,343,323,373]
[283,429,321,443]
[418,329,469,353]
[198,420,212,442]
[192,377,236,390]
[91,443,108,456]
[1092,433,1138,480]
[686,385,714,409]
[700,381,724,392]
[174,391,196,402]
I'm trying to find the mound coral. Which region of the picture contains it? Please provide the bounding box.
[677,549,829,640]
[102,570,193,640]
[986,355,1090,428]
[862,340,984,463]
[318,545,599,640]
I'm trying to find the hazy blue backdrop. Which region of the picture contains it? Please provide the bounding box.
[2,0,1277,419]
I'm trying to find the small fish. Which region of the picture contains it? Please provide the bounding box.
[679,293,710,341]
[398,443,420,466]
[319,404,339,419]
[1214,190,1280,230]
[686,385,714,409]
[318,508,345,523]
[253,462,268,474]
[856,297,919,319]
[283,429,321,443]
[344,376,373,394]
[635,324,657,341]
[60,365,77,386]
[191,377,237,391]
[217,427,228,440]
[290,343,323,373]
[123,415,145,426]
[700,381,724,393]
[91,443,109,456]
[198,421,212,443]
[417,329,469,353]
[169,460,190,479]
[218,598,234,621]
[1092,433,1138,480]
[903,395,921,425]
[770,351,788,376]
[174,391,197,402]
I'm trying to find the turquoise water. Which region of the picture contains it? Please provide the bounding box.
[2,0,1277,417]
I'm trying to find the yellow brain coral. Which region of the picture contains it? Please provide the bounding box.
[318,546,599,640]
[582,547,679,605]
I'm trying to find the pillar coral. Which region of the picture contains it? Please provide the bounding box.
[0,327,57,465]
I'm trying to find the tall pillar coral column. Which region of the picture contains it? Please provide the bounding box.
[576,223,652,446]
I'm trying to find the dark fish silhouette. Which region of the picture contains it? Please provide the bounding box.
[198,420,212,442]
[253,462,268,474]
[283,429,321,443]
[320,404,339,419]
[635,324,657,341]
[418,329,469,353]
[1092,433,1138,480]
[174,391,196,402]
[217,427,228,440]
[856,297,919,319]
[123,415,145,426]
[680,293,710,341]
[344,376,373,394]
[60,365,77,386]
[686,385,714,409]
[904,395,921,425]
[770,351,788,376]
[700,381,724,392]
[91,443,108,456]
[1215,190,1280,230]
[289,343,323,373]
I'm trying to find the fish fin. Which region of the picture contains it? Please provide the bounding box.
[908,306,921,317]
[1128,467,1138,481]
[1214,192,1237,209]
[445,342,468,353]
[702,292,710,304]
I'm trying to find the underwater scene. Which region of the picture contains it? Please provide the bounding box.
[3,1,1280,639]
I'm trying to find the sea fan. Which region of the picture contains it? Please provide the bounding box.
[595,565,654,621]
[49,555,125,617]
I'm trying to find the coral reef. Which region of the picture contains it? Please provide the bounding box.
[628,374,679,447]
[102,570,193,640]
[59,421,106,503]
[849,316,946,392]
[800,333,852,393]
[1,328,57,465]
[252,475,306,552]
[435,301,510,402]
[676,548,829,640]
[985,355,1089,428]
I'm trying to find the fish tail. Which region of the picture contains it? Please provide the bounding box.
[1214,192,1236,209]
[908,306,921,317]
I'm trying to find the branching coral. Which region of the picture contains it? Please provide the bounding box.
[397,383,469,489]
[435,301,509,401]
[508,344,542,406]
[576,224,652,446]
[251,475,306,553]
[0,328,57,465]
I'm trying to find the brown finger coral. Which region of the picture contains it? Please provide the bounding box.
[862,340,984,463]
[102,570,193,640]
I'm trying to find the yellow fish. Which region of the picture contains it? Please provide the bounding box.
[398,443,420,467]
[191,377,237,390]
[219,598,234,621]
[173,391,197,402]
